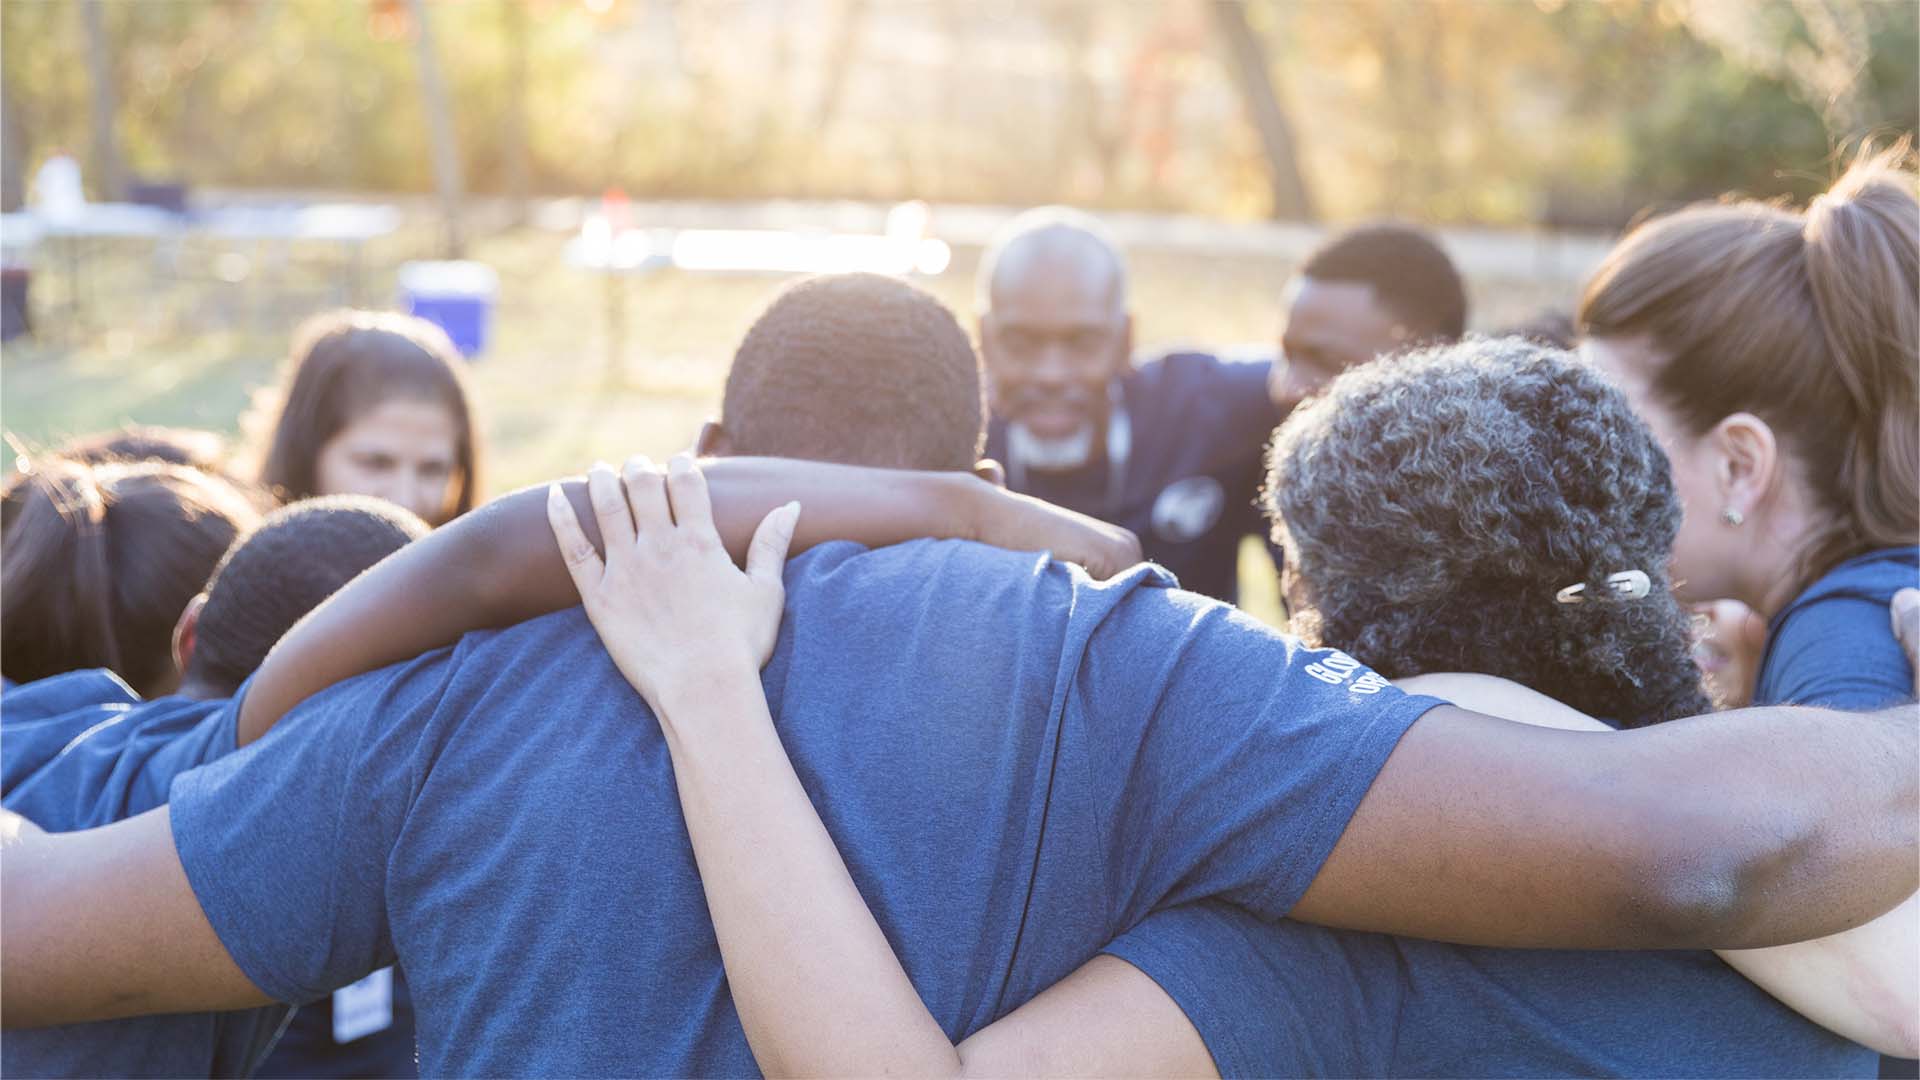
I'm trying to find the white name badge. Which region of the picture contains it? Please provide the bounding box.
[332,967,395,1044]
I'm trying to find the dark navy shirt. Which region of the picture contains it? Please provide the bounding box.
[169,540,1440,1076]
[1,670,289,1079]
[1754,546,1919,711]
[254,966,419,1079]
[986,352,1281,604]
[1107,901,1875,1077]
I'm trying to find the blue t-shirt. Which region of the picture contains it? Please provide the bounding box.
[168,539,1440,1076]
[1107,901,1875,1077]
[1,670,290,1079]
[1752,545,1920,1080]
[986,352,1281,604]
[1754,546,1919,711]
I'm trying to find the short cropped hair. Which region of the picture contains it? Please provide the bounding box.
[1268,338,1710,725]
[187,495,429,696]
[1301,224,1467,343]
[721,273,985,471]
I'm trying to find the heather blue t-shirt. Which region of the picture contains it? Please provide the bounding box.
[4,669,238,824]
[1107,901,1875,1077]
[986,352,1280,604]
[1,670,289,1079]
[1754,546,1918,711]
[169,540,1440,1076]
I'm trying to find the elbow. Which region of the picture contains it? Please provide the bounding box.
[1626,817,1821,949]
[1628,857,1763,949]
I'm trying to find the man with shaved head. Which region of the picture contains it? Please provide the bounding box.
[977,207,1282,602]
[978,212,1469,603]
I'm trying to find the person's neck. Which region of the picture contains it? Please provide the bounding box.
[1733,488,1831,621]
[172,673,228,702]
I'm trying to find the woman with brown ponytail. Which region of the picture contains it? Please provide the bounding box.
[1582,147,1920,1075]
[1580,145,1919,713]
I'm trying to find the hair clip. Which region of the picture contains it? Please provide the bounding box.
[5,430,33,476]
[1555,569,1652,605]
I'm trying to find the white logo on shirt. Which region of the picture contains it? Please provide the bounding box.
[1303,650,1390,694]
[1151,476,1226,543]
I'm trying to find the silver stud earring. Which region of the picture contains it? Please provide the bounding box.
[1721,508,1744,526]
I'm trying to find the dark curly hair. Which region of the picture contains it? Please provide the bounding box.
[1267,337,1711,726]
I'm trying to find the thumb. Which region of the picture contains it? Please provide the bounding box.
[746,501,801,587]
[1892,587,1920,651]
[547,484,605,596]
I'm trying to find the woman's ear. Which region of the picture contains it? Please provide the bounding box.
[1709,412,1779,519]
[171,592,208,676]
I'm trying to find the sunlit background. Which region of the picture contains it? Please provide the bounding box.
[3,0,1915,621]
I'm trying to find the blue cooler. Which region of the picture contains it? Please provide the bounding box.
[398,261,498,358]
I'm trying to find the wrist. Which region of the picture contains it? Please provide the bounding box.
[651,657,766,721]
[951,471,1002,545]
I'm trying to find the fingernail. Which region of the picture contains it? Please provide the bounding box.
[669,453,692,475]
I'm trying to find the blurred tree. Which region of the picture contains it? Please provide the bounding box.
[79,0,124,199]
[503,0,531,225]
[406,0,466,255]
[815,0,867,136]
[1,0,1911,225]
[1210,0,1314,220]
[3,66,24,211]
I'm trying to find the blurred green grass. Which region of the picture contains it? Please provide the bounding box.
[1,222,1571,629]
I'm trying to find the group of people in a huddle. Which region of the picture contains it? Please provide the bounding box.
[2,145,1916,1080]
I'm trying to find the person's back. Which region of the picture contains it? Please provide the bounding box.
[2,495,426,1079]
[172,529,1432,1074]
[1111,900,1871,1076]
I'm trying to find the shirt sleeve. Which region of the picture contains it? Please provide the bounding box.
[1759,594,1915,710]
[168,650,455,1005]
[1069,584,1444,924]
[1101,901,1401,1078]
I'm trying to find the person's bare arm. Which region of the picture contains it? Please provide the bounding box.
[1894,587,1919,698]
[1399,672,1919,1057]
[1293,698,1918,951]
[1,807,270,1027]
[549,456,1215,1077]
[237,457,1139,745]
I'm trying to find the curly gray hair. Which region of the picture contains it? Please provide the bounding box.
[1267,337,1711,726]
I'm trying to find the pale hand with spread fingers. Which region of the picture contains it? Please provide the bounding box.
[546,453,799,713]
[1893,588,1920,699]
